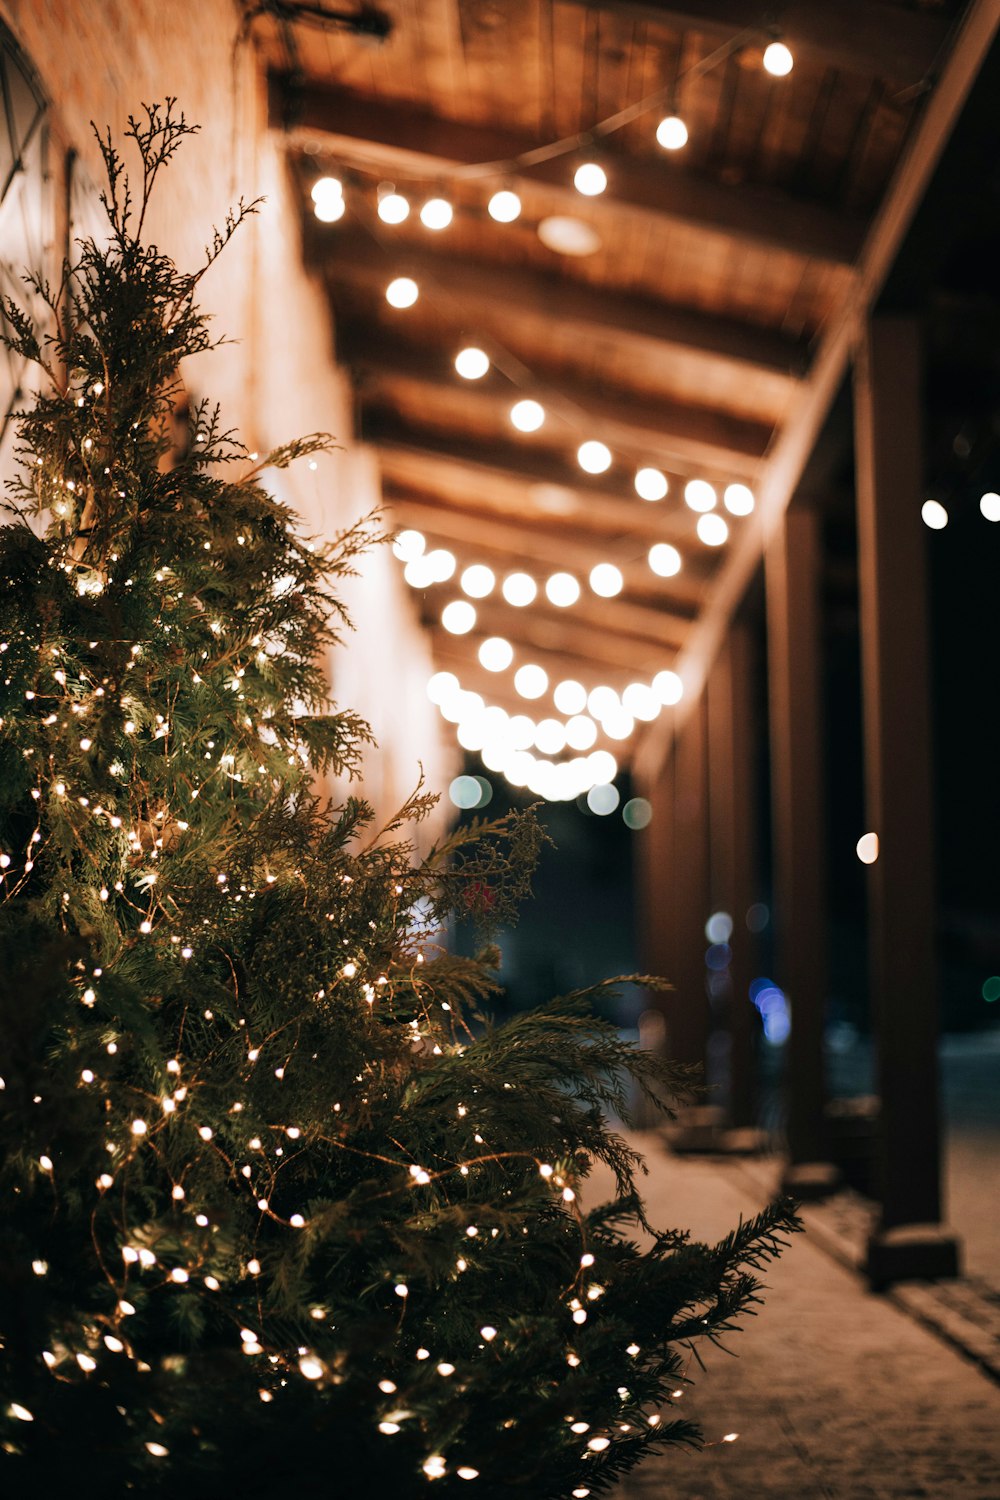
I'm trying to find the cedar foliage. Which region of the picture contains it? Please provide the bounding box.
[0,104,798,1497]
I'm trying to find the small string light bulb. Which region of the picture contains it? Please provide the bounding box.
[656,114,688,150]
[763,40,794,76]
[488,188,521,222]
[385,277,419,309]
[574,161,607,196]
[377,186,410,224]
[455,347,490,380]
[420,197,454,231]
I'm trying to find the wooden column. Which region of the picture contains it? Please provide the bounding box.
[669,692,711,1074]
[853,314,960,1285]
[636,746,675,1015]
[707,622,759,1131]
[766,504,833,1184]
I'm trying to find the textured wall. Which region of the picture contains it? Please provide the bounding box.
[0,0,455,831]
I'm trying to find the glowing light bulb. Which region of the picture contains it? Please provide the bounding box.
[313,195,345,224]
[574,162,607,196]
[856,831,879,864]
[554,679,587,715]
[442,600,476,635]
[425,548,456,582]
[589,562,623,598]
[565,714,597,750]
[648,543,681,577]
[656,115,688,150]
[980,491,1000,522]
[299,1356,324,1380]
[921,499,948,530]
[502,572,537,607]
[385,277,418,309]
[311,176,342,204]
[377,190,409,224]
[697,513,729,546]
[685,479,717,512]
[420,197,453,230]
[763,40,793,76]
[635,466,668,501]
[652,669,683,705]
[545,572,580,607]
[488,189,521,222]
[510,399,545,432]
[577,440,611,474]
[460,564,495,598]
[392,528,425,562]
[455,347,490,380]
[514,664,548,700]
[724,483,755,516]
[479,637,514,672]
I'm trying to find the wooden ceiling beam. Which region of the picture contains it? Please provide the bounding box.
[565,1,951,85]
[319,229,807,379]
[355,345,770,475]
[272,78,863,266]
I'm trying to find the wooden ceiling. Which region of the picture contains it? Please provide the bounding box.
[258,0,968,774]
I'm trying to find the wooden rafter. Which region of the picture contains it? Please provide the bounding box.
[272,78,864,265]
[317,228,809,379]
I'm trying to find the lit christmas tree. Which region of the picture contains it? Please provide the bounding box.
[0,104,797,1496]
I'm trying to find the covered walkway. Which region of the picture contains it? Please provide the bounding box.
[593,1138,1000,1498]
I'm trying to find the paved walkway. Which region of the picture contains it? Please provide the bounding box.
[593,1136,1000,1499]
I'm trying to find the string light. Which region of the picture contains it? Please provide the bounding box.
[588,563,623,598]
[385,276,419,309]
[420,197,454,230]
[377,185,410,224]
[697,513,729,546]
[502,572,537,607]
[685,479,717,512]
[510,399,545,433]
[634,467,668,501]
[455,347,490,380]
[723,483,755,516]
[980,492,1000,521]
[921,499,948,529]
[488,188,521,222]
[479,637,513,672]
[460,564,495,598]
[514,664,548,700]
[393,529,425,562]
[442,601,476,635]
[648,543,681,578]
[577,440,611,475]
[554,680,587,715]
[763,40,794,76]
[545,573,581,607]
[573,162,607,197]
[655,115,688,150]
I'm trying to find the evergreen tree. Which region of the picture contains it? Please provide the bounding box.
[0,104,797,1497]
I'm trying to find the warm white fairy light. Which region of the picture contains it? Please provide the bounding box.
[478,637,513,672]
[656,114,688,150]
[723,482,755,516]
[455,347,490,380]
[514,664,548,700]
[589,563,623,598]
[763,40,793,75]
[980,491,1000,521]
[648,543,681,577]
[377,188,410,224]
[488,188,521,222]
[634,466,668,501]
[442,600,476,635]
[420,197,453,230]
[510,399,545,433]
[313,195,345,224]
[685,479,717,512]
[545,572,581,607]
[460,564,495,598]
[921,499,948,530]
[392,528,425,562]
[385,277,419,309]
[574,162,607,196]
[502,572,537,607]
[577,440,611,475]
[652,669,683,706]
[697,513,729,546]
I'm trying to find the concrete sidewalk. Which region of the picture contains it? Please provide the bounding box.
[600,1136,1000,1499]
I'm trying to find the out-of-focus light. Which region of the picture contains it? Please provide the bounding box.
[705,911,734,944]
[588,749,617,785]
[514,664,548,700]
[420,197,453,230]
[622,682,660,721]
[461,564,495,598]
[587,684,620,720]
[450,775,483,810]
[403,556,435,589]
[488,189,521,222]
[455,347,490,380]
[623,797,652,830]
[425,548,456,582]
[511,399,545,432]
[685,479,717,512]
[652,669,683,705]
[555,679,588,716]
[982,976,1000,1003]
[313,195,345,223]
[602,708,634,740]
[565,714,597,750]
[442,601,476,635]
[377,189,409,224]
[386,277,418,308]
[697,513,729,546]
[648,543,681,577]
[537,215,602,257]
[635,467,668,501]
[589,562,623,597]
[507,715,536,750]
[656,115,688,150]
[427,671,459,705]
[535,718,566,755]
[574,162,607,196]
[856,831,879,864]
[921,499,948,530]
[502,572,537,607]
[546,572,581,607]
[980,492,1000,522]
[746,902,769,933]
[392,529,425,562]
[311,176,343,204]
[763,41,794,76]
[588,783,620,816]
[479,637,513,672]
[724,483,755,516]
[577,440,612,474]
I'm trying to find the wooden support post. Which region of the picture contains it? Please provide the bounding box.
[853,315,960,1286]
[635,748,675,1122]
[669,693,711,1079]
[766,505,836,1194]
[707,622,760,1137]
